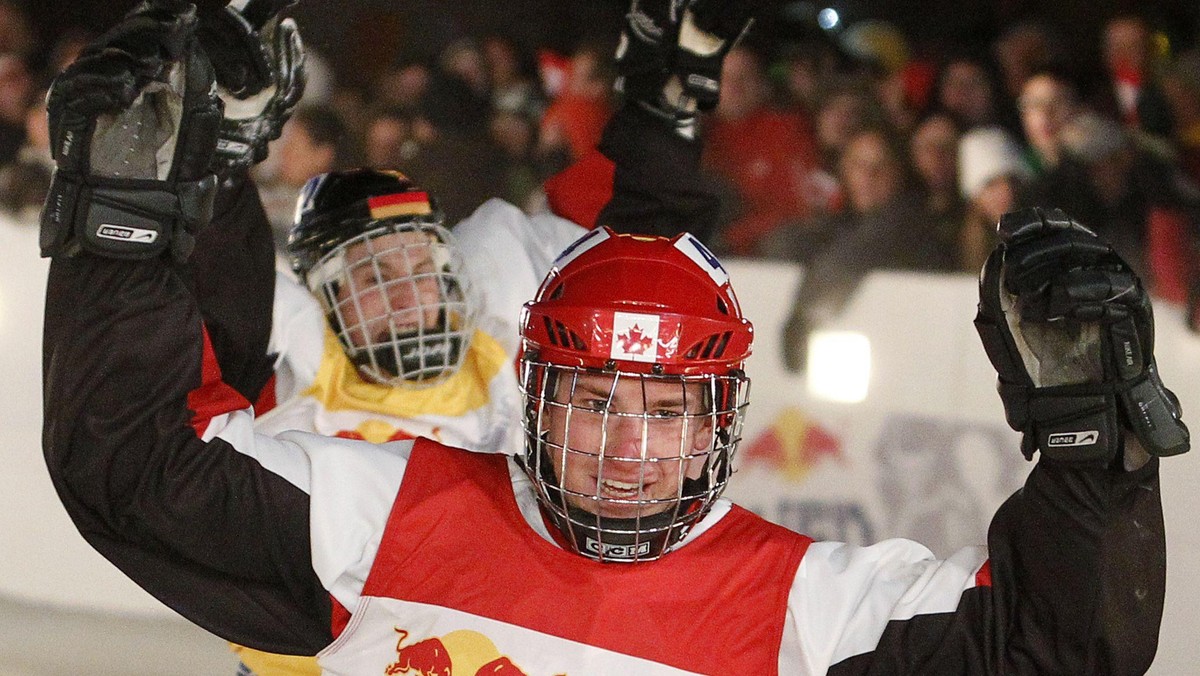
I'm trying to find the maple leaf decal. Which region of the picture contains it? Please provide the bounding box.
[616,324,654,354]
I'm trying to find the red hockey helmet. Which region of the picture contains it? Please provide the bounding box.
[521,228,752,375]
[519,229,753,562]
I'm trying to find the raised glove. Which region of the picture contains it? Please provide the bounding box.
[197,0,305,172]
[974,207,1190,464]
[39,0,221,262]
[675,0,763,111]
[614,0,761,137]
[196,0,298,98]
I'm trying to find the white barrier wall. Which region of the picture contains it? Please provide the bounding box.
[0,217,172,617]
[2,224,1198,669]
[721,258,1200,676]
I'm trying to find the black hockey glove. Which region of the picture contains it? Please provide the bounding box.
[39,0,222,262]
[676,0,763,111]
[197,0,305,172]
[196,0,297,98]
[974,207,1190,465]
[614,0,761,137]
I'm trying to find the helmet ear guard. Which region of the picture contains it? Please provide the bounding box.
[518,229,752,562]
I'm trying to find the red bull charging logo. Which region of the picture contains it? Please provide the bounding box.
[386,628,563,676]
[741,407,843,481]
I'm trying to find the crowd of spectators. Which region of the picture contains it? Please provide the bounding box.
[1,3,1198,351]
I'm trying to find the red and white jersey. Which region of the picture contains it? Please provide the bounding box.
[258,198,586,453]
[219,425,992,674]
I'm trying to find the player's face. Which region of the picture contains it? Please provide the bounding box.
[336,230,443,349]
[543,371,714,520]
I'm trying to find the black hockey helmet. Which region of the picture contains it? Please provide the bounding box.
[287,168,445,279]
[285,169,479,387]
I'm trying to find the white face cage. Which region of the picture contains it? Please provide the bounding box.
[304,219,479,387]
[520,360,750,562]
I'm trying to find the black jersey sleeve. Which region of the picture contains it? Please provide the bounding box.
[595,104,720,242]
[42,178,333,655]
[825,457,1163,675]
[184,175,278,404]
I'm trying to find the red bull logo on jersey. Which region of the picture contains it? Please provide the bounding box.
[386,627,554,676]
[741,407,843,482]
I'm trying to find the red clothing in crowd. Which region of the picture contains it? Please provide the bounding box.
[704,108,823,256]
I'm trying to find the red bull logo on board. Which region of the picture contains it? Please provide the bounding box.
[741,407,843,481]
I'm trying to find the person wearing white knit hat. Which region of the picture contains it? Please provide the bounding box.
[957,126,1032,270]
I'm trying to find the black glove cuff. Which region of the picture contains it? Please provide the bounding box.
[998,379,1122,463]
[40,170,217,261]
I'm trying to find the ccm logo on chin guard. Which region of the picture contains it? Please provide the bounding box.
[96,224,158,244]
[585,538,651,559]
[1047,431,1100,447]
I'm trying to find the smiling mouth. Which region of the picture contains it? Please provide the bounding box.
[599,478,645,500]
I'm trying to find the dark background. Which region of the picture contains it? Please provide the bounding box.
[19,0,1200,90]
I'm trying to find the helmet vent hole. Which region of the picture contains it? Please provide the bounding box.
[713,331,731,358]
[568,328,586,351]
[684,332,733,360]
[549,283,565,300]
[544,317,585,351]
[716,297,729,315]
[542,316,560,347]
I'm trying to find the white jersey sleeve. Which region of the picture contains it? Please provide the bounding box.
[267,270,328,403]
[454,198,587,357]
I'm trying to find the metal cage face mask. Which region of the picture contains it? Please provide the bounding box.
[520,361,750,562]
[304,219,479,387]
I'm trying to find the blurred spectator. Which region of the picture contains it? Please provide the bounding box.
[363,105,416,168]
[839,20,919,133]
[439,37,490,99]
[930,55,1009,131]
[374,58,432,114]
[537,38,614,166]
[957,126,1031,272]
[992,21,1064,100]
[776,35,845,116]
[1017,67,1081,174]
[773,128,955,371]
[489,108,543,210]
[401,71,507,225]
[0,86,50,220]
[908,112,963,242]
[256,104,356,249]
[0,0,34,58]
[1023,111,1200,302]
[1101,13,1173,138]
[808,80,887,212]
[1160,49,1200,184]
[813,81,881,167]
[482,34,546,121]
[704,45,823,257]
[0,54,32,166]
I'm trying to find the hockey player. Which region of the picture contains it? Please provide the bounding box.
[41,0,754,674]
[41,1,1187,674]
